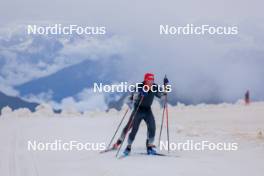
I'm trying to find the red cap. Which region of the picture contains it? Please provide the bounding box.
[144,73,154,81]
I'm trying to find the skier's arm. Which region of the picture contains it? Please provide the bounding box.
[126,85,141,109]
[125,92,134,109]
[154,76,169,98]
[154,85,167,99]
[154,88,164,99]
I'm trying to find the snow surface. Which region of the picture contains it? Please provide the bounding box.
[0,101,264,176]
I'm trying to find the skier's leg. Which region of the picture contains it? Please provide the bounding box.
[146,132,149,148]
[144,110,156,146]
[113,111,135,148]
[123,112,143,155]
[119,111,135,141]
[144,110,157,154]
[127,111,143,146]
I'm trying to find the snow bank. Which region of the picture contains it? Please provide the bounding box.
[34,104,55,117]
[1,101,264,119]
[0,101,263,176]
[1,106,12,116]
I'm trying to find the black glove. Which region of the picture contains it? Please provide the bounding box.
[163,75,169,85]
[163,75,169,94]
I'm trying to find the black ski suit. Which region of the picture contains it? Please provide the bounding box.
[127,82,163,146]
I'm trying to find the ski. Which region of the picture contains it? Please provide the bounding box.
[117,152,178,159]
[118,154,129,159]
[139,152,180,158]
[100,147,116,154]
[139,152,168,156]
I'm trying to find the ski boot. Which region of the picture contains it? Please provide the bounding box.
[113,139,122,149]
[123,145,131,156]
[147,144,157,155]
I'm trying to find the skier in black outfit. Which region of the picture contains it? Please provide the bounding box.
[113,73,167,155]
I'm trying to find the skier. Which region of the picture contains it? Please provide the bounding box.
[245,90,250,105]
[117,73,167,156]
[112,74,152,150]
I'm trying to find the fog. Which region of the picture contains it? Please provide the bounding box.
[0,0,263,104]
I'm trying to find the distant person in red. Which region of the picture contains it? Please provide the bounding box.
[245,90,250,105]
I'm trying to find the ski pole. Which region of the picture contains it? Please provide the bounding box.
[165,95,170,153]
[158,101,166,147]
[106,107,129,150]
[158,75,169,148]
[163,75,170,153]
[115,96,144,157]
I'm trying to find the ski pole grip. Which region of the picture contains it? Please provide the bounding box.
[163,76,169,94]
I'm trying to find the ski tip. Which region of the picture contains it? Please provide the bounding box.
[100,147,116,154]
[117,154,128,159]
[139,152,179,157]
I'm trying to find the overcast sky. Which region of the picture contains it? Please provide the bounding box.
[0,0,264,103]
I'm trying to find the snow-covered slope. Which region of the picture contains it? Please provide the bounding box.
[0,102,263,176]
